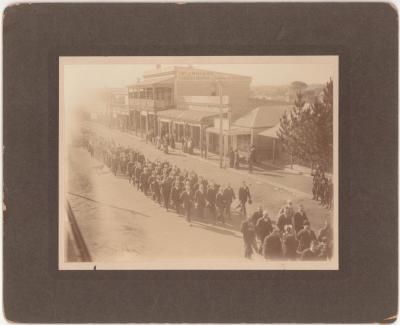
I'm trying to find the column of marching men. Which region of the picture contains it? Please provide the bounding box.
[86,131,333,262]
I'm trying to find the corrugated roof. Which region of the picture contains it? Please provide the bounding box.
[144,65,251,80]
[233,105,291,129]
[157,109,183,120]
[157,109,219,124]
[129,76,174,88]
[177,110,219,124]
[258,123,281,139]
[206,126,251,136]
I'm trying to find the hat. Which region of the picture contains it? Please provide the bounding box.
[303,220,310,226]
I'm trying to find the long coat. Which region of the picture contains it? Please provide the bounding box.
[262,232,283,259]
[180,191,193,210]
[223,187,235,204]
[238,186,251,203]
[194,190,206,208]
[256,217,273,242]
[206,187,217,207]
[297,228,317,252]
[170,187,181,204]
[240,220,256,243]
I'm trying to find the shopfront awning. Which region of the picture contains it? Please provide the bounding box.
[157,109,219,124]
[206,126,251,136]
[177,110,219,124]
[258,123,280,139]
[129,76,174,88]
[157,109,184,122]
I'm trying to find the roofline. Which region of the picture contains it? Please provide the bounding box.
[143,65,252,81]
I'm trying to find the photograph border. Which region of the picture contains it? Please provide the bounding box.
[4,3,397,323]
[58,55,339,271]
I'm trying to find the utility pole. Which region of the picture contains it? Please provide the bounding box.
[218,80,223,169]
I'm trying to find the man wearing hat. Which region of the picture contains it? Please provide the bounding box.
[297,220,317,253]
[248,144,256,173]
[240,215,258,259]
[222,183,235,220]
[300,240,321,261]
[251,206,264,226]
[255,211,273,252]
[293,204,308,234]
[262,226,283,260]
[238,181,252,217]
[180,184,193,223]
[170,181,181,214]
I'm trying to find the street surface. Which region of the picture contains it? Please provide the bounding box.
[64,121,331,268]
[67,145,253,267]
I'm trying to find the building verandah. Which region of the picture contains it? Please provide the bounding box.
[205,124,251,159]
[156,109,218,157]
[127,76,174,141]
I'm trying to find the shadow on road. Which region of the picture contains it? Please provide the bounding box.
[67,192,152,219]
[190,222,242,238]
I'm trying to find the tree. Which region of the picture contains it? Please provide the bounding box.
[278,79,333,171]
[290,81,308,91]
[308,79,333,170]
[277,90,307,168]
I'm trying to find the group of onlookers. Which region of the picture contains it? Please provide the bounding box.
[240,201,333,261]
[312,166,333,210]
[149,130,197,156]
[226,145,256,173]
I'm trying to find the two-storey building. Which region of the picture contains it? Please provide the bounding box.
[108,88,129,130]
[127,65,252,149]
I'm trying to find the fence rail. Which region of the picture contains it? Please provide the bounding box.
[66,200,92,262]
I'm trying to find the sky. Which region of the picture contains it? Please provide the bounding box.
[62,57,337,111]
[63,62,335,88]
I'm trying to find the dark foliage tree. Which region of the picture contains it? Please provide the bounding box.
[278,79,333,171]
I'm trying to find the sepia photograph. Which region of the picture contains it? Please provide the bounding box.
[4,2,397,322]
[59,56,338,270]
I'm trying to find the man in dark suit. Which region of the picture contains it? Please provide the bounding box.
[180,184,193,223]
[238,181,251,217]
[262,227,283,260]
[140,167,150,195]
[206,182,217,223]
[255,211,273,251]
[223,183,235,220]
[277,207,292,233]
[300,240,321,261]
[127,155,135,184]
[293,204,308,234]
[251,206,264,226]
[134,163,142,190]
[194,184,206,219]
[240,216,257,259]
[228,147,234,168]
[234,149,240,169]
[297,220,317,253]
[215,187,225,224]
[170,182,181,213]
[161,175,172,211]
[248,145,256,173]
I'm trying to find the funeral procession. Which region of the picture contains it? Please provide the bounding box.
[61,58,337,270]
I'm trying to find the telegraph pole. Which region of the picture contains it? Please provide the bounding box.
[218,80,223,169]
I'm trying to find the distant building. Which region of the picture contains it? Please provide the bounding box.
[108,88,129,130]
[206,105,291,159]
[126,65,252,149]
